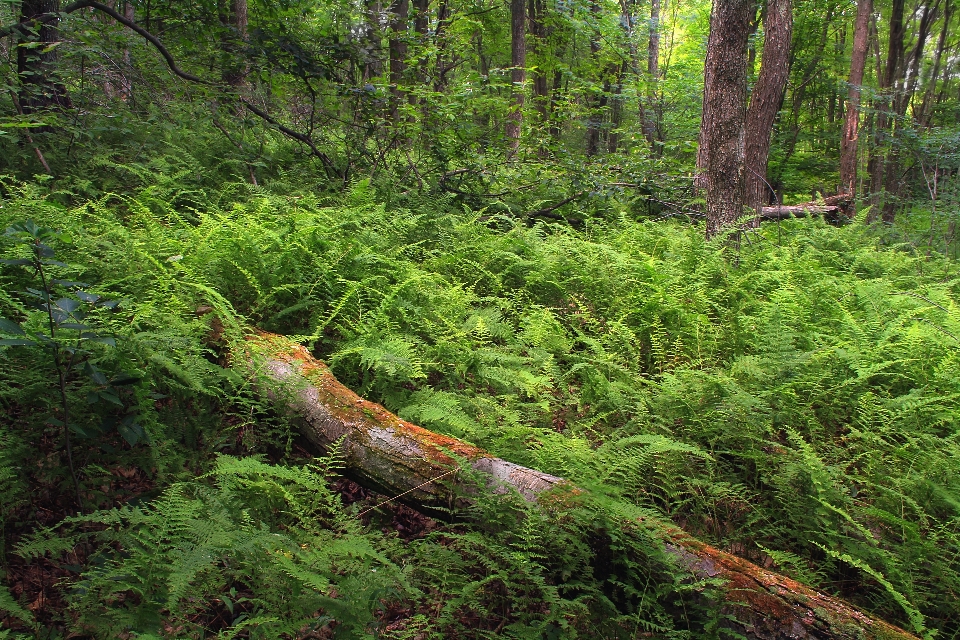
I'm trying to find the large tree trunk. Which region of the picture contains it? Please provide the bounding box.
[839,0,871,198]
[505,0,526,153]
[698,0,752,238]
[17,0,71,115]
[242,330,919,640]
[743,0,792,213]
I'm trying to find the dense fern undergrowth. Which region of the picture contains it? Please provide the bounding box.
[1,172,958,639]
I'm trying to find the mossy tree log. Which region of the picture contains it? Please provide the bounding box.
[243,330,919,640]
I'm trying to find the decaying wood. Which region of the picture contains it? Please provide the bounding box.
[242,330,918,640]
[760,194,854,222]
[760,204,840,219]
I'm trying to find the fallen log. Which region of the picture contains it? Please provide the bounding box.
[242,330,919,640]
[760,194,855,222]
[760,204,840,220]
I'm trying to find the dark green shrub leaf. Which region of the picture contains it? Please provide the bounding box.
[0,338,37,347]
[0,318,25,335]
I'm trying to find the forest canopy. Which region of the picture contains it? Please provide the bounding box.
[0,0,958,637]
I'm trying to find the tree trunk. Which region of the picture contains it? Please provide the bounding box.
[643,0,661,148]
[221,0,248,88]
[743,0,792,214]
[585,0,604,156]
[698,0,752,238]
[528,0,549,121]
[242,330,920,640]
[607,61,627,153]
[388,0,409,120]
[363,0,383,81]
[866,0,905,219]
[916,0,951,127]
[839,0,871,198]
[17,0,71,115]
[505,0,526,153]
[878,0,936,222]
[433,0,450,93]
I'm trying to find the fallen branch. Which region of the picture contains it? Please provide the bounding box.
[760,204,840,220]
[241,330,919,640]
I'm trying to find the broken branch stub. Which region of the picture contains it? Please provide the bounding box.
[242,330,919,640]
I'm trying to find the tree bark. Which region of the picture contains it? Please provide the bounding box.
[585,0,604,156]
[17,0,71,115]
[388,0,409,120]
[528,0,549,122]
[505,0,526,153]
[643,0,661,147]
[916,0,951,127]
[866,0,905,220]
[743,0,792,213]
[241,330,920,640]
[839,0,871,198]
[698,0,752,238]
[220,0,248,88]
[363,0,383,81]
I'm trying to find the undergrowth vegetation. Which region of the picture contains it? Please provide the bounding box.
[1,173,958,638]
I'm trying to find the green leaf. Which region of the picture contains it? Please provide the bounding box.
[118,418,144,446]
[59,323,90,330]
[99,391,122,406]
[0,258,33,266]
[0,318,25,335]
[85,336,116,346]
[0,339,37,347]
[56,298,81,313]
[109,373,141,386]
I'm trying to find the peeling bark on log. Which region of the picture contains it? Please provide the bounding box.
[760,204,840,219]
[760,194,853,222]
[242,330,918,640]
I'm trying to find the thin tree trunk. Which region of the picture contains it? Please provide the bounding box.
[643,0,661,147]
[699,0,752,238]
[528,0,549,121]
[221,0,248,88]
[505,0,526,153]
[434,0,450,92]
[608,61,627,153]
[867,0,905,219]
[840,0,871,198]
[585,0,604,156]
[743,0,792,214]
[388,0,409,120]
[878,0,936,222]
[916,0,951,127]
[17,0,71,115]
[243,329,920,640]
[364,0,383,81]
[121,2,135,99]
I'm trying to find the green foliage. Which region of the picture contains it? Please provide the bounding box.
[2,174,959,636]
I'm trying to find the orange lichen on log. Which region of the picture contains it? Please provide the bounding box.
[242,331,569,512]
[246,331,489,467]
[237,329,919,640]
[668,531,919,639]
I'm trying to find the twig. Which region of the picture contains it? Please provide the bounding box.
[357,468,459,518]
